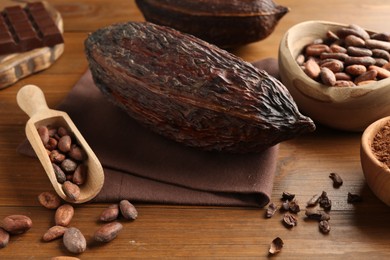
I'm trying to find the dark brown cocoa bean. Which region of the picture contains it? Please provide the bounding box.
[68,144,87,161]
[330,44,347,53]
[345,56,376,66]
[344,35,365,47]
[320,67,336,86]
[371,32,390,42]
[347,46,372,57]
[306,194,321,207]
[72,164,87,185]
[85,21,315,153]
[61,159,77,173]
[93,222,123,243]
[304,58,321,79]
[50,150,66,164]
[45,137,58,151]
[57,127,69,137]
[365,39,390,51]
[319,191,332,211]
[345,65,366,76]
[347,192,363,203]
[334,72,352,81]
[53,163,66,184]
[372,49,390,61]
[305,208,330,221]
[354,70,378,84]
[0,215,32,235]
[320,52,348,61]
[329,172,343,187]
[38,191,62,209]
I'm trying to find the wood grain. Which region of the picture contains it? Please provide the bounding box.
[1,0,390,258]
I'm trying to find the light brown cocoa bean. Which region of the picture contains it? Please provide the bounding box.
[38,191,62,209]
[58,135,72,153]
[119,200,138,220]
[345,56,376,66]
[51,257,81,260]
[45,137,58,151]
[369,65,390,78]
[305,44,330,56]
[372,49,390,61]
[0,227,9,248]
[365,39,390,51]
[345,64,367,76]
[335,72,352,81]
[99,204,120,222]
[50,150,66,164]
[63,227,86,254]
[53,163,66,184]
[355,70,378,84]
[347,46,372,57]
[344,35,365,47]
[304,58,321,79]
[330,43,347,53]
[37,125,50,145]
[61,159,78,173]
[62,181,80,201]
[68,144,87,161]
[72,164,87,185]
[357,80,377,86]
[0,215,32,235]
[319,52,348,61]
[55,204,74,226]
[320,59,344,73]
[93,221,123,243]
[320,67,336,86]
[296,54,305,66]
[334,80,356,87]
[42,225,68,242]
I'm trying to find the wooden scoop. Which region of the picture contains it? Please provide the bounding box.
[17,84,104,203]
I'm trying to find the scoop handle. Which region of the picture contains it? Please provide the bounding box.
[17,85,50,118]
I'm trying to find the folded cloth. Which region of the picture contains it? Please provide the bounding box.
[18,58,280,207]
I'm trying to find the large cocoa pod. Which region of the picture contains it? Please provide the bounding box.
[84,22,315,153]
[135,0,289,48]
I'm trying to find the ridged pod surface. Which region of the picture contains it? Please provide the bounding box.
[135,0,289,48]
[85,22,315,153]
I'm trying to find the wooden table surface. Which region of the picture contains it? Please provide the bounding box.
[1,0,390,259]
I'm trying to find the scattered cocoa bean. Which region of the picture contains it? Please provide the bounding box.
[269,237,284,255]
[63,227,86,254]
[55,204,74,226]
[282,213,297,228]
[319,220,331,234]
[281,192,295,201]
[62,181,80,201]
[319,191,332,211]
[281,200,290,211]
[38,191,62,209]
[94,221,123,243]
[347,192,363,203]
[265,202,278,218]
[42,225,68,242]
[306,193,321,207]
[305,208,330,221]
[329,172,343,188]
[99,204,120,222]
[0,228,9,248]
[0,215,32,235]
[119,200,138,220]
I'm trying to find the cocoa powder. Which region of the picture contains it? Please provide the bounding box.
[371,120,390,168]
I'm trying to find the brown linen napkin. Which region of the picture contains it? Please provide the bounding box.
[18,58,280,207]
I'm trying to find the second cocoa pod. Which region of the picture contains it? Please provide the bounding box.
[135,0,289,48]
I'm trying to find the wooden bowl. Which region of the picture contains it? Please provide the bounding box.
[361,116,390,206]
[278,20,390,132]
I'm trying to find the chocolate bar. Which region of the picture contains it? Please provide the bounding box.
[0,2,64,55]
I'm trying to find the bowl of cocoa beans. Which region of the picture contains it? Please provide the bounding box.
[278,20,390,131]
[361,116,390,206]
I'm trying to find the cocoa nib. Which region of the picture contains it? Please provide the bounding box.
[269,237,284,255]
[266,202,278,218]
[329,172,343,188]
[85,21,315,153]
[347,192,363,203]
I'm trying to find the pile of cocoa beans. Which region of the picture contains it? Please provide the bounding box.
[298,24,390,87]
[37,125,88,201]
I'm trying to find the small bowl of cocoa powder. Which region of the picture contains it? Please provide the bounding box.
[361,116,390,206]
[279,20,390,132]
